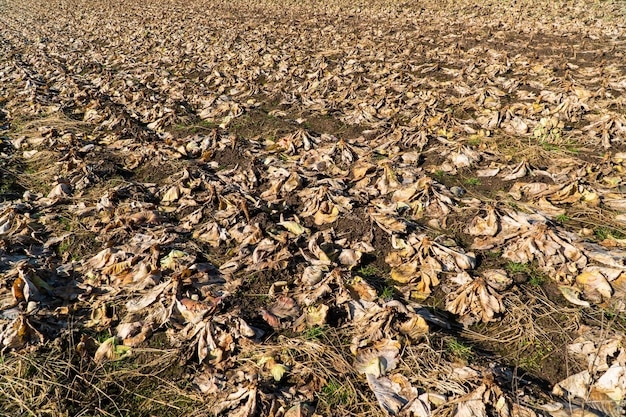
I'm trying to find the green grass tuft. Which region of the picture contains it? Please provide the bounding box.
[505,261,530,274]
[318,378,355,407]
[357,264,380,278]
[446,339,474,362]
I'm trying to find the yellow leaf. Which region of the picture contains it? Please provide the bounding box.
[305,304,329,327]
[313,205,339,225]
[355,356,383,377]
[278,221,309,236]
[160,250,188,270]
[270,363,289,381]
[102,259,134,276]
[391,261,418,283]
[399,316,429,340]
[559,286,590,307]
[581,190,600,206]
[161,185,180,203]
[576,270,612,300]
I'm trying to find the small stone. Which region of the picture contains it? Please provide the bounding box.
[23,190,34,201]
[26,301,38,314]
[450,186,466,197]
[580,228,594,237]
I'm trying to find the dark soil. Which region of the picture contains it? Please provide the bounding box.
[304,114,366,139]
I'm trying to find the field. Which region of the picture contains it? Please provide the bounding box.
[1,0,626,415]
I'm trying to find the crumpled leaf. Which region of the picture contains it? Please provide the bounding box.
[126,279,172,312]
[161,185,181,203]
[278,220,310,236]
[0,315,44,349]
[313,202,339,225]
[398,315,429,341]
[366,373,409,415]
[269,296,300,319]
[355,339,400,377]
[346,276,378,302]
[559,286,590,307]
[502,160,530,181]
[576,270,612,302]
[293,304,328,331]
[270,363,289,381]
[160,249,190,270]
[467,206,499,237]
[445,271,507,325]
[48,182,72,199]
[387,234,475,300]
[284,403,314,417]
[301,265,327,286]
[454,384,487,417]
